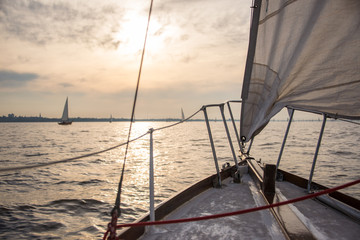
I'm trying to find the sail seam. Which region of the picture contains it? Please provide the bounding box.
[259,0,298,25]
[282,79,360,99]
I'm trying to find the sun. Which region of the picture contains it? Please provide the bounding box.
[115,11,163,56]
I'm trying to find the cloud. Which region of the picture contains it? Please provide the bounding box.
[58,82,73,88]
[0,0,250,118]
[0,70,39,87]
[0,0,124,49]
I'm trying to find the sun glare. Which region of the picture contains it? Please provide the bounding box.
[115,11,163,56]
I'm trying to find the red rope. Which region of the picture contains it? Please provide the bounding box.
[103,178,359,239]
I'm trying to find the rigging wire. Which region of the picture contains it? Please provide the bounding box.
[0,108,203,173]
[0,132,149,173]
[110,1,155,236]
[154,109,202,132]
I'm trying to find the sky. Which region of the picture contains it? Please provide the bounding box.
[0,0,252,119]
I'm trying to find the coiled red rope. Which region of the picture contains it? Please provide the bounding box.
[103,178,360,239]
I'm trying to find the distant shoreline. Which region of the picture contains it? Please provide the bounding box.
[0,116,186,123]
[0,116,327,123]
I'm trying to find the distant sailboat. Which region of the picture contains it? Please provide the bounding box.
[181,108,185,120]
[109,114,112,123]
[58,97,72,125]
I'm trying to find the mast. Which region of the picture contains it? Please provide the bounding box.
[241,0,262,101]
[240,0,262,142]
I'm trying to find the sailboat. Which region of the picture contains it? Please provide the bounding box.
[181,108,185,121]
[105,0,360,239]
[58,97,72,125]
[110,114,112,123]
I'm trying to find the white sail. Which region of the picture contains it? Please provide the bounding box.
[181,108,185,120]
[59,97,72,125]
[61,97,69,121]
[240,0,360,142]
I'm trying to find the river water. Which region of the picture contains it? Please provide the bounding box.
[0,119,359,239]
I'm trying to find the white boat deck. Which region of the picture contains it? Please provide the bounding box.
[275,181,360,239]
[139,172,360,240]
[140,174,286,240]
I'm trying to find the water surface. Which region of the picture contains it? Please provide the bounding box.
[0,120,359,239]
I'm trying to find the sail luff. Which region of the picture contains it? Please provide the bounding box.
[241,0,262,101]
[240,0,262,142]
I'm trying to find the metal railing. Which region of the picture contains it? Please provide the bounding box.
[275,107,329,192]
[201,101,242,187]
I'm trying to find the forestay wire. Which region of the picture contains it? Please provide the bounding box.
[109,1,154,236]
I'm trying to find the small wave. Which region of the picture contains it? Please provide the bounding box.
[55,179,105,186]
[90,158,105,164]
[48,198,105,207]
[331,151,354,156]
[320,164,335,169]
[16,205,36,211]
[55,180,77,185]
[78,179,105,185]
[259,146,275,150]
[0,205,12,215]
[190,138,207,142]
[2,179,32,186]
[163,188,177,193]
[191,143,208,147]
[72,162,87,166]
[23,153,49,157]
[39,199,108,218]
[31,221,65,232]
[259,142,278,147]
[332,174,348,177]
[22,144,41,149]
[119,206,146,220]
[79,225,101,233]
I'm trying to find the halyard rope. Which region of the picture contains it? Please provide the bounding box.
[103,178,360,239]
